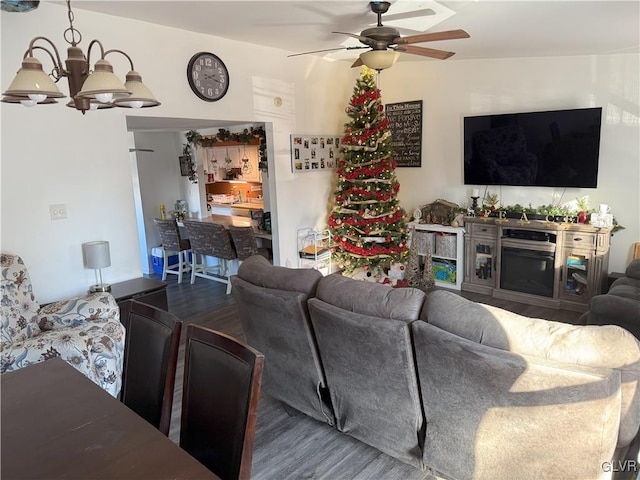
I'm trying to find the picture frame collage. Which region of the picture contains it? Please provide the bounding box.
[290,134,342,173]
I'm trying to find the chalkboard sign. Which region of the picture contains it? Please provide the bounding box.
[385,100,423,167]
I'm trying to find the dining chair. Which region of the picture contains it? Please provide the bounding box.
[119,300,182,436]
[182,220,238,294]
[153,217,192,283]
[180,324,264,480]
[227,225,271,263]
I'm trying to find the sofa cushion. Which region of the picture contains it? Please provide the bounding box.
[308,297,424,468]
[237,255,322,295]
[1,317,125,396]
[315,273,425,320]
[422,289,640,446]
[1,253,41,347]
[231,274,333,424]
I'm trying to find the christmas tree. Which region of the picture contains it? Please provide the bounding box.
[328,67,408,276]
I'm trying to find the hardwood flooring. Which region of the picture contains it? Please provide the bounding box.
[148,272,583,479]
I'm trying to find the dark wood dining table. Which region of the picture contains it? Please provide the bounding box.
[1,358,219,480]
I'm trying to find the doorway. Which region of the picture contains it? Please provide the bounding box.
[126,116,275,275]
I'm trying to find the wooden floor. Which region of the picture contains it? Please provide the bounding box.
[149,272,583,479]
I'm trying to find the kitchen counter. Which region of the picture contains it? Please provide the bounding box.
[209,201,263,210]
[178,214,271,240]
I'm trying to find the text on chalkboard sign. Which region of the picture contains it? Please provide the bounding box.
[385,100,423,167]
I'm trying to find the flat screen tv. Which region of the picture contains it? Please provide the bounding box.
[463,107,602,188]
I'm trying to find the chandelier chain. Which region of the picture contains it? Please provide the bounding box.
[63,0,82,47]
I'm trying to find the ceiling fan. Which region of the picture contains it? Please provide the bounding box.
[289,1,470,70]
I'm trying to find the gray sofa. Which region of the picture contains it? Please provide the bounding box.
[580,258,640,339]
[232,255,640,480]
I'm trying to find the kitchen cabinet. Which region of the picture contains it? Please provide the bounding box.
[203,144,261,183]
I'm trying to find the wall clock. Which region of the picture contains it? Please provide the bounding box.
[187,52,229,102]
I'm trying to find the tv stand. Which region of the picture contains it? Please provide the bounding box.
[462,217,612,312]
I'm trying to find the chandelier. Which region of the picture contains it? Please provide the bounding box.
[2,0,160,113]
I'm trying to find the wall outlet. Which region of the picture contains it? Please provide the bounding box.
[49,203,68,220]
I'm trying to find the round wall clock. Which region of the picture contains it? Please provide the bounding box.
[187,52,230,102]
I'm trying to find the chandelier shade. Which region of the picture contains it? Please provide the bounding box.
[359,50,399,71]
[1,0,159,114]
[2,95,58,106]
[77,59,132,102]
[3,57,65,100]
[112,71,161,108]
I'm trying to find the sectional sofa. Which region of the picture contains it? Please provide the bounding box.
[231,255,640,480]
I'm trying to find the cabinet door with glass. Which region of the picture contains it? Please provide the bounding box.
[469,237,497,288]
[558,248,594,303]
[465,223,497,289]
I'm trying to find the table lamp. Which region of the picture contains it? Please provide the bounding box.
[83,241,111,292]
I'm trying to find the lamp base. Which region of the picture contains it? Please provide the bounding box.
[89,284,111,293]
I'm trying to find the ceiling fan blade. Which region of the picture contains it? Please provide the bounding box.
[395,29,470,45]
[395,45,456,60]
[351,57,364,68]
[287,46,367,57]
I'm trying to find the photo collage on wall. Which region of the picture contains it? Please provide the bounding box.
[290,134,342,173]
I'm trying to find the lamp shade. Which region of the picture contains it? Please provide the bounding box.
[83,241,111,269]
[2,56,65,100]
[113,71,161,108]
[77,59,131,101]
[359,50,399,71]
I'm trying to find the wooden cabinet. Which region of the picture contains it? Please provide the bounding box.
[203,144,260,183]
[409,222,465,290]
[461,218,611,312]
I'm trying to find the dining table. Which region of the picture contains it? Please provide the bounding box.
[0,358,219,480]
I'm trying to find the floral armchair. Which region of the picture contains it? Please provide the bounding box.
[0,253,125,397]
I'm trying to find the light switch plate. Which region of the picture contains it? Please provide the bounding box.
[49,203,68,220]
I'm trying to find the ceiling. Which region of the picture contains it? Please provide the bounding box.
[68,0,640,62]
[60,1,638,133]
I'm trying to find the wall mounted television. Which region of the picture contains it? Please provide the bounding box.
[463,107,602,188]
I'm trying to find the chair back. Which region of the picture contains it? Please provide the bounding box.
[227,226,259,261]
[182,220,237,260]
[180,325,264,480]
[119,300,182,436]
[154,218,189,252]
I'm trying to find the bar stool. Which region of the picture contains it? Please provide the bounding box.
[153,218,191,283]
[227,225,271,264]
[182,220,238,294]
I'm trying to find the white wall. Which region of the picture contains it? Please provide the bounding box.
[1,3,349,302]
[376,54,639,271]
[131,131,183,274]
[2,3,637,304]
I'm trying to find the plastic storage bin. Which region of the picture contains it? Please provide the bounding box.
[151,247,178,275]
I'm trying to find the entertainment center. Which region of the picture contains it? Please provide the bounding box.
[462,217,612,312]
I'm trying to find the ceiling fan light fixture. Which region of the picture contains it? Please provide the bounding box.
[359,50,399,71]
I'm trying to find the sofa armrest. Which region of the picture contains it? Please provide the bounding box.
[412,321,622,480]
[586,294,640,339]
[37,292,120,331]
[625,258,640,280]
